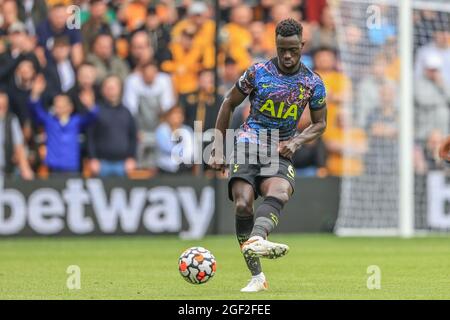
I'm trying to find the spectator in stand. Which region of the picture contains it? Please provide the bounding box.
[414,53,450,143]
[28,74,98,174]
[380,37,401,82]
[123,62,175,168]
[263,2,291,55]
[161,24,213,95]
[155,1,178,26]
[292,139,327,177]
[156,106,193,174]
[310,5,337,52]
[117,0,151,33]
[123,61,175,116]
[220,56,241,93]
[217,0,234,23]
[415,129,447,174]
[5,59,39,140]
[365,83,398,176]
[323,107,367,177]
[363,83,399,217]
[81,0,112,53]
[299,21,314,69]
[356,54,397,128]
[138,5,172,66]
[0,0,20,36]
[0,22,39,86]
[313,47,352,135]
[6,58,39,164]
[88,75,137,177]
[252,0,275,22]
[0,90,34,179]
[292,108,328,177]
[180,69,220,131]
[127,30,154,72]
[36,3,83,67]
[43,35,76,95]
[66,62,100,170]
[222,4,253,72]
[171,1,215,57]
[248,21,272,62]
[17,0,48,36]
[423,130,447,171]
[415,30,450,85]
[367,4,396,46]
[341,24,368,83]
[67,62,99,115]
[86,33,130,84]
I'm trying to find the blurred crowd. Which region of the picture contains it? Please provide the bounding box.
[0,0,448,180]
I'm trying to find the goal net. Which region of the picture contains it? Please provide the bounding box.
[330,0,450,236]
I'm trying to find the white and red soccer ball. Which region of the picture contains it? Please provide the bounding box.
[178,247,216,284]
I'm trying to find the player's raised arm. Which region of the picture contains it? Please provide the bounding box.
[208,84,247,170]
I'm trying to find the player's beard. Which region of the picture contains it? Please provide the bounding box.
[281,57,301,73]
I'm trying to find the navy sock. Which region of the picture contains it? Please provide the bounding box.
[250,196,284,239]
[236,215,262,276]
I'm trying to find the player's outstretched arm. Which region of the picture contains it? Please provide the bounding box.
[208,85,247,171]
[279,106,327,159]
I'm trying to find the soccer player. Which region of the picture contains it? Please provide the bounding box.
[209,18,327,292]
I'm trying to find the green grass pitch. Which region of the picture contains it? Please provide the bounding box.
[1,234,450,299]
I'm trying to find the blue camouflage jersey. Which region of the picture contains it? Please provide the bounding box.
[235,58,326,144]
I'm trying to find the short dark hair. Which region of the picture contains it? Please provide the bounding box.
[275,18,303,38]
[199,68,214,76]
[224,56,237,65]
[53,94,74,107]
[143,61,158,70]
[312,46,337,58]
[76,61,96,72]
[18,57,39,73]
[53,35,70,47]
[55,93,71,99]
[93,32,113,44]
[147,5,157,15]
[101,74,123,89]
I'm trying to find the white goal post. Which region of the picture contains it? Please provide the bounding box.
[398,0,414,237]
[330,0,450,236]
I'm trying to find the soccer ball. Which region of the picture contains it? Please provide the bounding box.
[178,247,216,284]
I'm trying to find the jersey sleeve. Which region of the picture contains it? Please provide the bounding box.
[309,78,327,111]
[236,64,257,96]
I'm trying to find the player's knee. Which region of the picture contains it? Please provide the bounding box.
[266,191,289,206]
[235,199,253,217]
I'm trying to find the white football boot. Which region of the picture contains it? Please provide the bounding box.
[241,236,289,259]
[240,273,268,293]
